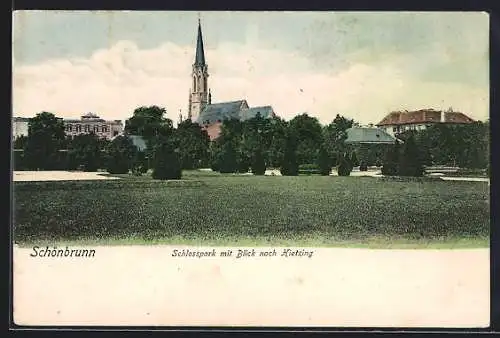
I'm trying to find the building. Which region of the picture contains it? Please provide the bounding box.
[63,113,123,140]
[187,19,276,140]
[12,117,30,139]
[345,126,401,145]
[12,113,123,140]
[376,108,475,136]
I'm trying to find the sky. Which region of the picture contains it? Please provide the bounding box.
[12,11,489,125]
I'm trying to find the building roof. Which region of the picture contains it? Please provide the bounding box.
[195,20,206,66]
[345,127,399,144]
[239,106,275,121]
[196,100,248,124]
[13,117,30,122]
[376,109,475,126]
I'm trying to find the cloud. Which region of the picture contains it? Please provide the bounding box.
[12,39,489,125]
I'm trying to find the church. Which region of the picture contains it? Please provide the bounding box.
[186,20,276,140]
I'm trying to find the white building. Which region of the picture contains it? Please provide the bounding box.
[376,108,475,136]
[12,113,124,141]
[63,113,123,140]
[12,117,30,139]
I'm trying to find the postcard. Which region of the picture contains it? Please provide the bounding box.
[11,10,490,328]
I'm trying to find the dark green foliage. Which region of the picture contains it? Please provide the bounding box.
[251,148,266,175]
[288,113,323,165]
[317,145,332,176]
[175,119,210,169]
[23,112,66,170]
[13,135,28,150]
[152,137,182,180]
[399,135,424,177]
[106,136,138,174]
[132,151,148,174]
[382,142,400,176]
[337,152,353,176]
[13,176,489,243]
[280,134,299,176]
[13,150,26,170]
[359,162,368,171]
[350,151,359,167]
[67,133,102,172]
[217,142,238,174]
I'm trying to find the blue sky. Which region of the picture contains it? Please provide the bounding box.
[12,11,489,125]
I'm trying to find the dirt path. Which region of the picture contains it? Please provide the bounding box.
[13,245,489,327]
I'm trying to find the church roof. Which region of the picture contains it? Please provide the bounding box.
[239,106,275,121]
[195,20,206,66]
[345,127,398,144]
[196,100,248,124]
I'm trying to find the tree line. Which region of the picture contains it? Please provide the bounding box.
[12,107,489,179]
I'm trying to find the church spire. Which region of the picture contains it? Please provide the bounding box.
[194,18,206,66]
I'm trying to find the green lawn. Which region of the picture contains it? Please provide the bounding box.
[13,170,490,248]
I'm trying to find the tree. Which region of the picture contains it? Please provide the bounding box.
[337,152,353,176]
[267,117,288,168]
[280,132,299,176]
[398,135,424,177]
[105,135,137,174]
[175,119,210,169]
[251,147,266,175]
[323,114,355,164]
[13,135,28,149]
[68,133,102,172]
[152,136,182,180]
[317,144,332,176]
[217,141,238,174]
[23,112,66,170]
[288,113,323,165]
[381,141,400,176]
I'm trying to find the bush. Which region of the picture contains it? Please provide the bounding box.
[337,153,353,176]
[359,162,368,171]
[382,142,400,176]
[251,149,266,175]
[106,136,137,174]
[298,164,320,175]
[152,138,182,180]
[316,146,332,176]
[399,135,424,177]
[217,143,238,174]
[280,136,299,176]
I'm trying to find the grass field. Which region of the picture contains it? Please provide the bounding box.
[13,170,490,248]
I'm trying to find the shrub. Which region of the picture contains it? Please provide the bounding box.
[382,142,400,176]
[106,136,137,174]
[316,146,332,176]
[251,149,266,175]
[152,138,182,180]
[337,153,353,176]
[280,135,299,176]
[359,162,368,171]
[399,135,424,177]
[350,151,359,167]
[217,142,238,174]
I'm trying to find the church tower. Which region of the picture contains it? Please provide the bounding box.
[188,19,210,121]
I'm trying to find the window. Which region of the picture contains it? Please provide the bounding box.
[84,125,90,132]
[94,125,99,133]
[76,124,82,132]
[67,125,73,132]
[113,131,118,136]
[392,127,397,132]
[102,125,108,133]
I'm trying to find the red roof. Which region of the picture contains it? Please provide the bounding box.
[202,122,223,141]
[376,109,475,126]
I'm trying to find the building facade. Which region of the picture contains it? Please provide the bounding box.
[187,20,276,140]
[63,113,123,140]
[12,113,123,140]
[376,108,476,136]
[12,117,30,139]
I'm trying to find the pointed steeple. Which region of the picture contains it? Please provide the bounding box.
[195,18,206,66]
